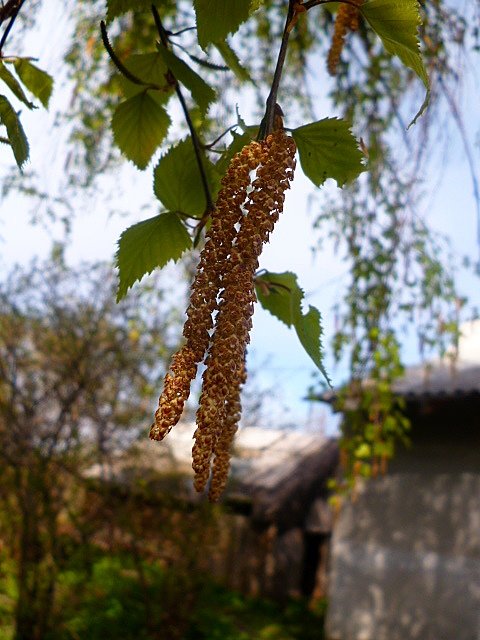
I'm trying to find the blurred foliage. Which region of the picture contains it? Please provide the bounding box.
[0,257,180,639]
[0,551,326,640]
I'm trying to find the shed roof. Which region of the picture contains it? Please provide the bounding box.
[86,423,338,528]
[393,319,480,400]
[319,320,480,406]
[392,361,480,400]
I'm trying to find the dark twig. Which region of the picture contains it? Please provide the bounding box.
[151,4,214,214]
[203,124,240,150]
[0,0,26,55]
[100,21,162,91]
[0,0,21,25]
[171,41,229,71]
[258,0,296,139]
[258,0,360,139]
[303,0,361,9]
[167,25,197,37]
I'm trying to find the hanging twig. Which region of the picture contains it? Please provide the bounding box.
[258,0,297,140]
[203,124,240,150]
[303,0,361,9]
[100,21,162,90]
[0,0,26,54]
[151,4,214,214]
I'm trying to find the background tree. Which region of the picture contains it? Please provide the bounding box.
[0,257,177,639]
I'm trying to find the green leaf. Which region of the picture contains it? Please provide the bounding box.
[119,52,173,100]
[0,95,29,169]
[12,59,53,108]
[106,0,157,22]
[194,0,255,49]
[111,91,170,169]
[292,118,365,188]
[295,305,331,386]
[255,271,330,384]
[360,0,429,125]
[116,212,192,301]
[0,62,35,109]
[154,138,220,218]
[214,41,254,84]
[255,272,303,327]
[156,46,216,114]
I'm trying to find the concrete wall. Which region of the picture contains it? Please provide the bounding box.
[326,433,480,640]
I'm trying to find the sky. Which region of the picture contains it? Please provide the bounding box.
[1,2,479,434]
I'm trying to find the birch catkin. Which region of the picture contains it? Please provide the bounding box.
[193,130,296,497]
[150,129,296,500]
[327,1,363,76]
[150,141,265,442]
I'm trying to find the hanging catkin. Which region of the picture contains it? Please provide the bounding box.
[193,130,297,497]
[150,125,296,500]
[327,0,363,76]
[150,141,265,442]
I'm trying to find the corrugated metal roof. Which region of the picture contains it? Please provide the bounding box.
[318,321,480,404]
[393,360,480,399]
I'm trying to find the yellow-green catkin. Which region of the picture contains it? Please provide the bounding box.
[327,1,363,76]
[193,131,297,498]
[150,141,265,442]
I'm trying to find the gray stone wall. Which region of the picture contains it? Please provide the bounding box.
[326,447,480,640]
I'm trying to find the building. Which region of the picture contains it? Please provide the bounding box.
[324,320,480,640]
[87,423,338,602]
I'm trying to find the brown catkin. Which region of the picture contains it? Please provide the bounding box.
[150,141,266,442]
[192,131,297,496]
[327,1,363,76]
[207,357,246,502]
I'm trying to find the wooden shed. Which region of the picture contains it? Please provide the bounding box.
[88,424,339,602]
[323,320,480,640]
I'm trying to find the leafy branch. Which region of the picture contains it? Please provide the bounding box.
[151,4,214,214]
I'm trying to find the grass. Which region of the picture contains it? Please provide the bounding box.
[0,552,326,640]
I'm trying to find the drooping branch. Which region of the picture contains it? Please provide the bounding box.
[100,21,162,90]
[151,4,214,214]
[0,0,26,54]
[258,1,297,140]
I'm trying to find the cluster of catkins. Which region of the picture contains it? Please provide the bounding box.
[327,0,364,76]
[150,129,297,501]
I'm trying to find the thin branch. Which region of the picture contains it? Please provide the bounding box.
[167,25,197,37]
[171,41,229,71]
[303,0,361,9]
[0,0,25,54]
[0,0,21,25]
[203,124,240,150]
[258,0,296,139]
[100,21,162,91]
[151,4,214,213]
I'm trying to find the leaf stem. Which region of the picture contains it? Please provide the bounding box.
[0,0,26,55]
[151,4,214,213]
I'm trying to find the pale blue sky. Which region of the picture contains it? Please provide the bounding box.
[1,1,479,432]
